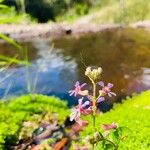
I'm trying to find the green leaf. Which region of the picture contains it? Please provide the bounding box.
[96,140,114,150]
[0,55,30,66]
[117,126,131,137]
[0,4,9,9]
[109,130,120,143]
[0,34,23,52]
[105,144,114,150]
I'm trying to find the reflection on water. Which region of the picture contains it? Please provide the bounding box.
[0,28,150,110]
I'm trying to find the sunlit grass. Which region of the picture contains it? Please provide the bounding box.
[81,90,150,149]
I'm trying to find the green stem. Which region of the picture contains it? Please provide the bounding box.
[92,81,96,150]
[92,81,96,130]
[105,138,118,150]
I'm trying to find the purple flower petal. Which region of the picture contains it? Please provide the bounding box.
[97,97,105,103]
[108,93,112,97]
[69,93,73,96]
[98,81,116,98]
[110,92,116,96]
[69,81,87,97]
[87,95,92,101]
[88,95,92,99]
[78,97,83,106]
[68,90,74,96]
[107,83,113,88]
[74,92,77,97]
[98,81,104,87]
[68,90,73,94]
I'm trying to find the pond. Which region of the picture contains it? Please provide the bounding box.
[0,28,150,111]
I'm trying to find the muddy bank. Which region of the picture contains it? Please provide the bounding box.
[0,21,150,41]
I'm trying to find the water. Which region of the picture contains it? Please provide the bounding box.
[0,28,150,111]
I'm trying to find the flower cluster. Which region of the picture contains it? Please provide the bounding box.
[68,67,128,150]
[69,81,88,97]
[70,98,91,126]
[85,67,102,81]
[69,67,116,125]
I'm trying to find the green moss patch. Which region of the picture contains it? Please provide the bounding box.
[0,94,69,149]
[81,90,150,150]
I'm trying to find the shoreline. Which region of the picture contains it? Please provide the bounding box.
[0,21,150,41]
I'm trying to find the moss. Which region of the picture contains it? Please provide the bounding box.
[81,90,150,149]
[0,94,69,149]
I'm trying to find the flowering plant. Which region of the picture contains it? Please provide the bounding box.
[69,67,127,150]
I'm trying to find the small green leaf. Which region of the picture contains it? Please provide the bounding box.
[0,55,30,66]
[117,126,131,136]
[110,130,120,143]
[0,4,9,9]
[104,144,114,150]
[0,34,23,52]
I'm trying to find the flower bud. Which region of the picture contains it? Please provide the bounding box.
[84,135,91,143]
[85,66,102,81]
[99,90,105,96]
[94,131,101,141]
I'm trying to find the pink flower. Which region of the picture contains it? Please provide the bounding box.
[98,81,116,97]
[70,98,91,126]
[69,81,88,97]
[101,122,117,131]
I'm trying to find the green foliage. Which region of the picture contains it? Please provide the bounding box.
[90,0,150,24]
[0,0,30,24]
[57,3,89,22]
[0,5,27,24]
[0,34,30,67]
[81,90,150,149]
[75,4,89,16]
[0,94,69,149]
[0,34,22,51]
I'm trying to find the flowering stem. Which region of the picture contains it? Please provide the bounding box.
[92,81,97,150]
[92,81,96,130]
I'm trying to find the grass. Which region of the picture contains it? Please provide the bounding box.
[57,0,150,24]
[91,0,150,24]
[81,90,150,149]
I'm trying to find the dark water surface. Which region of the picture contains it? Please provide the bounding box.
[0,28,150,110]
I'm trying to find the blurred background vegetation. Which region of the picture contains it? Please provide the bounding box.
[0,0,150,24]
